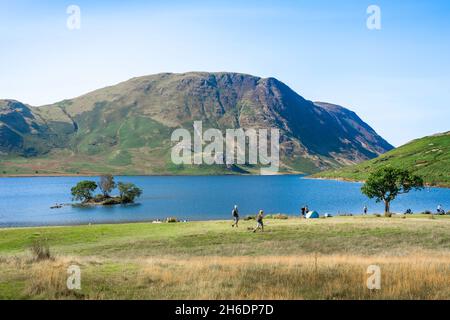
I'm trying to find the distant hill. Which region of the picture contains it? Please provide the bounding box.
[0,72,392,176]
[313,132,450,187]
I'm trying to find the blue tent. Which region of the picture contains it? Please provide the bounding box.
[306,211,320,219]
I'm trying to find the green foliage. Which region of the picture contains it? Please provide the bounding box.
[99,174,116,196]
[71,180,98,202]
[117,182,143,203]
[361,167,424,216]
[107,150,132,166]
[266,214,289,220]
[70,177,144,205]
[315,132,450,187]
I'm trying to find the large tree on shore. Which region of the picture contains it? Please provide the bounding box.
[361,167,424,217]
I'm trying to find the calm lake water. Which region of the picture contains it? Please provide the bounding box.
[0,176,448,227]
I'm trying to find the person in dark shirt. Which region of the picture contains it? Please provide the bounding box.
[301,206,306,218]
[232,205,239,227]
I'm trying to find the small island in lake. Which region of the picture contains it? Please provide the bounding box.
[71,175,142,206]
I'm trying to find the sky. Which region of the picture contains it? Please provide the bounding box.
[0,0,449,146]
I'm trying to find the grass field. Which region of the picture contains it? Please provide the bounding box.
[0,215,449,300]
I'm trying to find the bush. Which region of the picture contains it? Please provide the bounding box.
[118,182,143,203]
[30,239,52,261]
[166,217,178,223]
[374,214,382,217]
[102,198,122,205]
[423,210,432,215]
[244,215,255,221]
[266,214,289,220]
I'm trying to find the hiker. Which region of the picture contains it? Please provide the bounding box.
[363,205,368,215]
[437,204,444,215]
[253,210,264,233]
[232,205,240,227]
[305,205,309,214]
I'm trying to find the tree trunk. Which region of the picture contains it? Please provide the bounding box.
[384,200,391,217]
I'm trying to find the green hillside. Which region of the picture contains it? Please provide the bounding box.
[313,132,450,187]
[0,72,393,176]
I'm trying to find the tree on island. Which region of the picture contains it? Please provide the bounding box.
[117,182,143,203]
[99,174,116,197]
[71,181,98,203]
[70,178,143,205]
[361,167,424,217]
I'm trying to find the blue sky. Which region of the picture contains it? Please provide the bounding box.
[1,0,449,146]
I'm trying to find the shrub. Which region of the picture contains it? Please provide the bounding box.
[118,182,143,203]
[102,198,122,205]
[423,210,432,215]
[244,215,255,221]
[30,239,52,261]
[166,217,178,223]
[93,194,106,202]
[266,214,289,220]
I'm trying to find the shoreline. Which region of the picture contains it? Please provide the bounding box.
[2,173,448,188]
[1,213,448,230]
[307,175,450,189]
[0,172,306,178]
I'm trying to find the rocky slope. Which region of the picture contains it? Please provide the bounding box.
[0,72,393,175]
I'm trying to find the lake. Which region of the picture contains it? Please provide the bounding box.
[0,176,448,227]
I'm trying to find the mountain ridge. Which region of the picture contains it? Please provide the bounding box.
[0,72,393,176]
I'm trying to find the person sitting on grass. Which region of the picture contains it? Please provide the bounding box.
[232,205,239,228]
[253,210,264,233]
[301,206,306,218]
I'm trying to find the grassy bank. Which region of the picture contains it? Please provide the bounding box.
[0,216,449,299]
[313,132,450,187]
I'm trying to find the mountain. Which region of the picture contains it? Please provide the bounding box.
[0,72,393,176]
[313,132,450,187]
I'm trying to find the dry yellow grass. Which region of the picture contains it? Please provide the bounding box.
[1,217,449,299]
[2,253,448,300]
